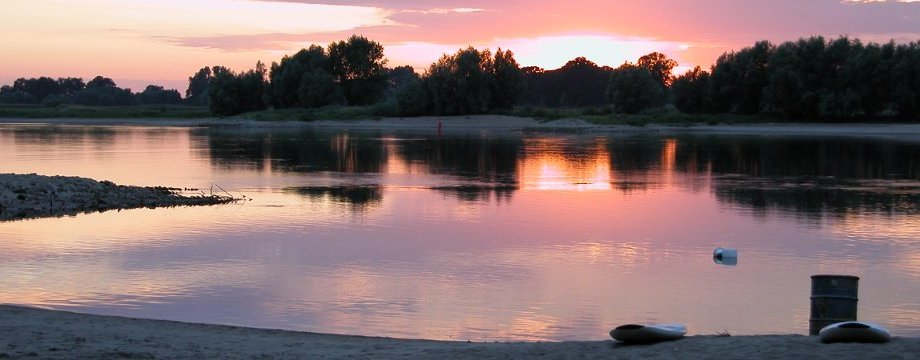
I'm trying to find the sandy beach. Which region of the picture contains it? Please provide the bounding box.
[0,305,916,359]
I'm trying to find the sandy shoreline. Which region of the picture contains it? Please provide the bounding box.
[4,115,920,139]
[0,173,236,221]
[1,305,917,359]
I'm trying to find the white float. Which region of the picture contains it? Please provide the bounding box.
[713,247,738,265]
[609,323,687,343]
[819,321,890,344]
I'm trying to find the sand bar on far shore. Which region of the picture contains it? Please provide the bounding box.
[5,116,920,139]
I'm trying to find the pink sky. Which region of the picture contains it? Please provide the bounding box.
[1,0,919,92]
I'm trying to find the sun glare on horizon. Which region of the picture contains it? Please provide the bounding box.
[382,34,693,75]
[497,34,690,70]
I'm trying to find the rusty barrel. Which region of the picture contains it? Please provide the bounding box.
[810,275,859,335]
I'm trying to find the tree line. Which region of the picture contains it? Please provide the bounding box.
[516,52,677,114]
[4,35,919,121]
[516,37,920,121]
[185,36,525,116]
[189,36,674,117]
[672,36,920,120]
[0,76,182,106]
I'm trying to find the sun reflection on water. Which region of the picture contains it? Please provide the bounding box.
[519,137,612,191]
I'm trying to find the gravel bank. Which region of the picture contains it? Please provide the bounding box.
[0,173,236,221]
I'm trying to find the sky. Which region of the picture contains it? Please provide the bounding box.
[1,0,920,92]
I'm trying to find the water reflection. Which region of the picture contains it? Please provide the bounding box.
[0,124,208,187]
[289,185,383,210]
[713,177,920,220]
[520,137,612,191]
[200,130,920,219]
[431,184,517,203]
[6,124,117,148]
[395,135,521,184]
[204,130,379,174]
[3,125,920,340]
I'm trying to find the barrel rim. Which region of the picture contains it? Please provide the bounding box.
[809,295,858,300]
[811,274,860,280]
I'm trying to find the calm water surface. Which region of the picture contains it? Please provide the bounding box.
[2,123,920,340]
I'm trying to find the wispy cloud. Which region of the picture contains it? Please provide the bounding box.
[165,33,315,52]
[400,8,486,15]
[1,0,394,38]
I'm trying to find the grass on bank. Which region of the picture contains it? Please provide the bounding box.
[0,104,211,119]
[4,103,891,126]
[235,104,390,122]
[2,102,777,126]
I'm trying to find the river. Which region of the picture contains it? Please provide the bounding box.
[2,123,919,340]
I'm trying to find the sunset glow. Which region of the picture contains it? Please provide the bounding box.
[502,35,686,70]
[519,138,612,191]
[3,0,920,91]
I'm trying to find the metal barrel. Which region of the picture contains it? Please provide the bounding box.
[809,275,859,335]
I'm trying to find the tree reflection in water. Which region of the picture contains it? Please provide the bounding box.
[198,128,920,219]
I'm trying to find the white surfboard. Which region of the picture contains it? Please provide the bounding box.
[819,321,890,344]
[610,323,687,343]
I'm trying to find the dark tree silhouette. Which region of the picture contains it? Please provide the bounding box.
[708,41,773,114]
[892,42,920,119]
[0,85,38,104]
[847,41,895,118]
[137,85,182,105]
[57,78,85,96]
[425,47,494,115]
[186,67,213,106]
[637,52,677,88]
[760,41,809,118]
[490,48,523,110]
[394,76,429,116]
[12,77,62,102]
[387,66,429,116]
[519,57,613,107]
[297,69,344,107]
[0,76,153,106]
[328,35,388,105]
[701,36,920,120]
[607,63,663,114]
[5,34,920,122]
[208,63,268,116]
[74,76,137,106]
[267,45,333,108]
[385,66,419,95]
[517,66,546,105]
[671,66,710,114]
[86,76,117,89]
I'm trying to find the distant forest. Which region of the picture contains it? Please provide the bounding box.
[0,75,181,107]
[2,35,919,121]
